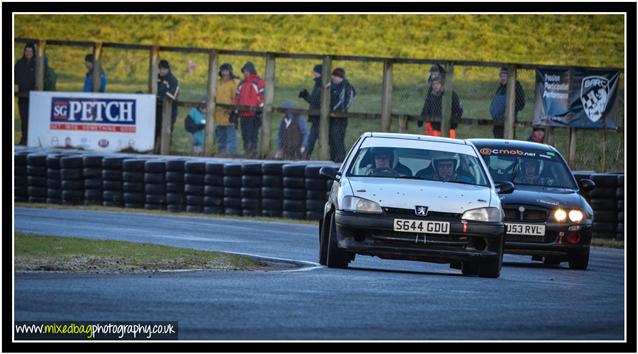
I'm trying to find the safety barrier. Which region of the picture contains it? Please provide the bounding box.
[15,147,624,238]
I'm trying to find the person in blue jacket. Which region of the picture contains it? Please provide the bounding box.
[489,67,525,139]
[82,54,107,92]
[185,95,208,156]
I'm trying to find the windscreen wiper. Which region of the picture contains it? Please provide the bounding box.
[396,175,426,180]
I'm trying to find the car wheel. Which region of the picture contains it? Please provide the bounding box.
[319,216,328,265]
[568,249,590,270]
[461,261,479,276]
[478,257,501,278]
[543,257,561,266]
[326,212,350,269]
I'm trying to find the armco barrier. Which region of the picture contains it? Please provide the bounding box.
[13,148,624,238]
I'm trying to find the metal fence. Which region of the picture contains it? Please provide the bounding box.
[14,38,624,171]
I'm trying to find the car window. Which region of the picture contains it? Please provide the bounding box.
[480,151,577,189]
[347,146,490,187]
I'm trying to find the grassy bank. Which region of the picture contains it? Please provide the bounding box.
[14,232,268,273]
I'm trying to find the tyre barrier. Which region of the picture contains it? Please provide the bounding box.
[574,171,625,241]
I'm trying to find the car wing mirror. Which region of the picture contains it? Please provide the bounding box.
[320,166,341,181]
[497,181,515,194]
[578,178,596,192]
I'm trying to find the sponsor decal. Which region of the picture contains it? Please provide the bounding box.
[479,148,492,155]
[50,97,136,132]
[536,199,559,206]
[539,154,552,159]
[481,148,536,157]
[580,76,609,123]
[98,139,110,148]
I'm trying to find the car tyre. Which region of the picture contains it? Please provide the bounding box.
[543,257,561,266]
[568,249,589,270]
[319,215,329,265]
[326,212,352,269]
[461,261,479,276]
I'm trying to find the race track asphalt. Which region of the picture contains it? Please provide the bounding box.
[13,207,625,340]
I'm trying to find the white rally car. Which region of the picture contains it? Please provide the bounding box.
[319,132,514,278]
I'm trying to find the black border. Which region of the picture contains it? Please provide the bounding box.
[3,2,636,353]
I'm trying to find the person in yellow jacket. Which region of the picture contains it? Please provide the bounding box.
[215,63,240,156]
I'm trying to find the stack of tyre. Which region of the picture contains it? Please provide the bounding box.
[144,160,167,210]
[615,174,624,241]
[83,155,104,205]
[184,161,206,213]
[282,164,307,220]
[223,163,243,216]
[304,164,329,220]
[241,163,263,217]
[122,158,147,209]
[44,154,64,204]
[589,173,620,240]
[27,153,48,204]
[60,155,85,205]
[204,162,225,215]
[102,156,126,207]
[261,162,284,218]
[15,151,30,203]
[165,159,187,212]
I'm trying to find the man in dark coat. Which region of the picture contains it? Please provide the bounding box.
[14,43,37,145]
[328,68,356,162]
[155,59,180,150]
[489,67,525,139]
[417,76,463,138]
[298,64,323,159]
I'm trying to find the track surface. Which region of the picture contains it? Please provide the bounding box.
[14,207,625,340]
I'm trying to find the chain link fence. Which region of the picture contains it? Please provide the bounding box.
[13,39,624,172]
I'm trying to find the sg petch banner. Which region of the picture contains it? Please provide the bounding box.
[28,91,156,151]
[532,69,620,129]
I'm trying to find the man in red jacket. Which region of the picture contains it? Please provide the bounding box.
[234,62,265,158]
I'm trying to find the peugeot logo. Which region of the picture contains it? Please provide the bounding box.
[415,206,429,216]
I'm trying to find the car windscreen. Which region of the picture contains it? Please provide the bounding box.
[346,146,490,187]
[478,148,577,189]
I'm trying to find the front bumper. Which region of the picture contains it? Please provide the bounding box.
[503,222,592,257]
[335,210,504,264]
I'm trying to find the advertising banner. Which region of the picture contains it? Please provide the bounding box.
[532,69,620,129]
[27,91,156,151]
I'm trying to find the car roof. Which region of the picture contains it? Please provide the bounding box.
[366,132,468,146]
[467,138,558,152]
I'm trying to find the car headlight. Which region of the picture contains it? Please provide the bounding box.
[462,207,502,222]
[342,196,382,214]
[568,210,584,223]
[553,209,568,222]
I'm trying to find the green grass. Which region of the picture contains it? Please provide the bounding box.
[591,238,624,249]
[14,232,267,272]
[13,14,625,172]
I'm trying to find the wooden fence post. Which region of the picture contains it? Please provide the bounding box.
[568,128,577,166]
[545,127,554,146]
[440,62,454,137]
[260,54,276,159]
[92,42,103,92]
[504,64,517,140]
[319,56,332,161]
[381,60,393,132]
[160,96,172,155]
[204,50,219,156]
[35,40,46,91]
[148,46,159,95]
[399,115,408,133]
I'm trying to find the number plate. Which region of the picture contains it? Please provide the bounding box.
[505,223,545,236]
[393,219,450,235]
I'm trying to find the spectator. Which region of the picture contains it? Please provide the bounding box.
[155,59,180,150]
[184,95,207,156]
[215,63,240,157]
[234,61,265,158]
[14,43,37,145]
[298,64,323,159]
[417,76,462,138]
[82,54,107,92]
[275,101,308,160]
[489,67,525,139]
[427,64,446,86]
[329,68,356,162]
[528,126,545,143]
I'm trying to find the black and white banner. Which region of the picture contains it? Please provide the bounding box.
[532,69,620,129]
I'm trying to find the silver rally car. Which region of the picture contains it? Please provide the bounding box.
[319,132,514,278]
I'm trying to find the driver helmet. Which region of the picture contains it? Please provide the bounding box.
[430,150,457,172]
[521,158,540,177]
[370,147,394,166]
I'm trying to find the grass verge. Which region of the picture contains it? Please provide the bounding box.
[14,232,269,273]
[591,237,624,249]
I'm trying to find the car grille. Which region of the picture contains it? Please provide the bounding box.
[503,205,548,222]
[382,207,462,221]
